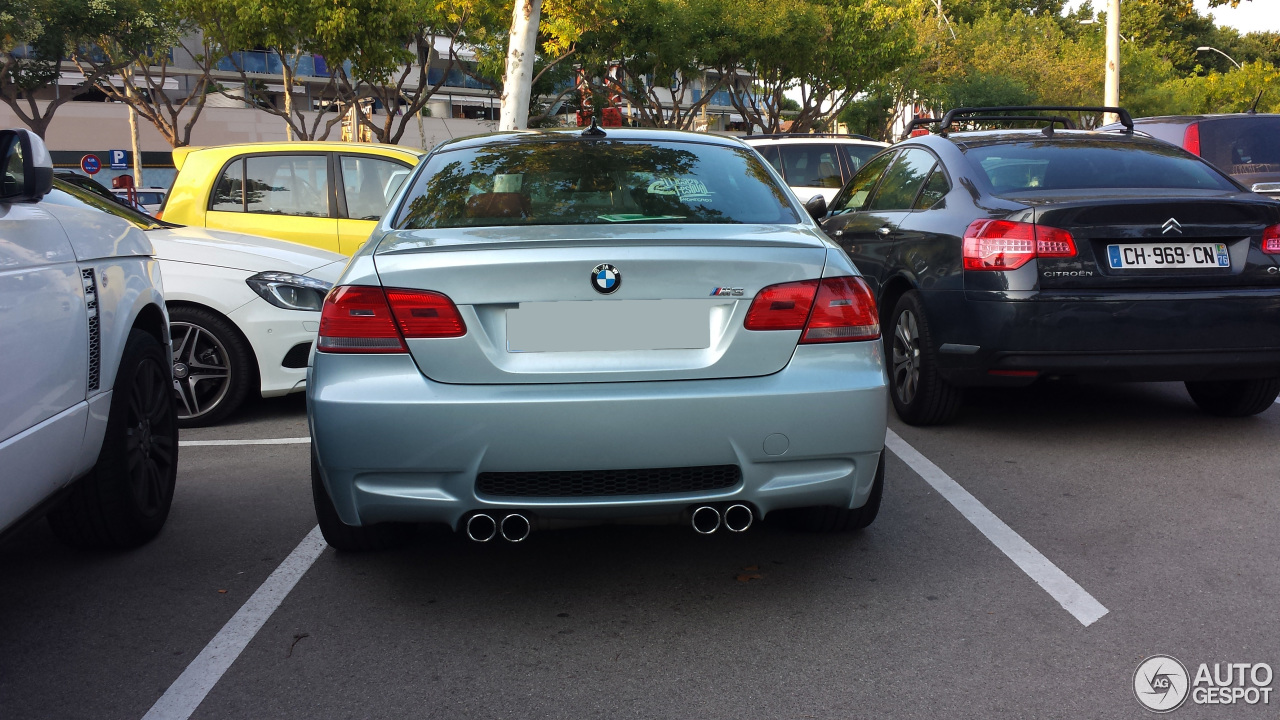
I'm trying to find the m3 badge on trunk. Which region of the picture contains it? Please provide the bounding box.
[591,264,621,294]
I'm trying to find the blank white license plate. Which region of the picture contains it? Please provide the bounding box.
[507,300,710,352]
[1106,242,1229,269]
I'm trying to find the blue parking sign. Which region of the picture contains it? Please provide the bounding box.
[109,149,128,170]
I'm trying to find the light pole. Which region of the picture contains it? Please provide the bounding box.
[1196,46,1243,70]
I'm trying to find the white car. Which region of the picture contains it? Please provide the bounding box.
[113,186,168,215]
[1,129,177,548]
[45,177,347,426]
[741,134,889,205]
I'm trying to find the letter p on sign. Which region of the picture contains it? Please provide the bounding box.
[109,150,127,170]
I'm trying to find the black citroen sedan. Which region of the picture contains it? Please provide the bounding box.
[816,107,1280,425]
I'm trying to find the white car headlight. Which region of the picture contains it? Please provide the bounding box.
[245,272,333,311]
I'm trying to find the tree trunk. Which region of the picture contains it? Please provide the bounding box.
[129,101,143,187]
[283,62,295,141]
[500,0,543,131]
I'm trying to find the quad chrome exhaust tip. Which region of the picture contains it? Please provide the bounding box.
[723,504,754,533]
[500,513,532,543]
[691,506,721,535]
[465,513,498,542]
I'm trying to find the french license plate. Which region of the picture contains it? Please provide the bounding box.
[1106,242,1229,269]
[507,300,711,352]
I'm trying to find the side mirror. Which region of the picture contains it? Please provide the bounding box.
[0,128,54,203]
[804,194,828,221]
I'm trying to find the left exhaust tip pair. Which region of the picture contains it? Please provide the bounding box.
[692,504,754,535]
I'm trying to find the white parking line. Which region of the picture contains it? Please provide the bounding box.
[179,437,311,447]
[141,526,326,720]
[885,429,1109,627]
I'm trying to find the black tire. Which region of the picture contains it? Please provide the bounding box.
[169,305,255,428]
[1185,378,1280,417]
[887,291,963,426]
[312,452,410,551]
[786,451,885,533]
[47,329,179,549]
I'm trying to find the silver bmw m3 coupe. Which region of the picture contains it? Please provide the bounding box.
[307,128,888,550]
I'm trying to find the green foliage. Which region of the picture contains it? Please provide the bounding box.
[939,71,1035,108]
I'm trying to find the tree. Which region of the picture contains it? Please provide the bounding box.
[0,0,167,138]
[68,0,218,148]
[322,0,471,145]
[721,0,916,134]
[574,0,740,130]
[186,0,345,140]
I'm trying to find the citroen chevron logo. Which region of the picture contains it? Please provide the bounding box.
[1162,218,1183,235]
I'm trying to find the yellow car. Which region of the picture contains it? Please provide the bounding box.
[161,142,424,255]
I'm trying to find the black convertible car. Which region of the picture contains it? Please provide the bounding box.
[814,106,1280,425]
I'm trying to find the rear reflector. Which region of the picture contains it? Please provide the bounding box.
[1182,122,1201,156]
[318,286,467,353]
[1263,224,1280,254]
[963,219,1077,271]
[989,369,1039,378]
[744,277,879,342]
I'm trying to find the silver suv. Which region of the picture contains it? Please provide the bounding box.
[0,129,177,548]
[741,134,889,205]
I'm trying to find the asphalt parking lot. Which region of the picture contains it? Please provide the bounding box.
[2,382,1278,719]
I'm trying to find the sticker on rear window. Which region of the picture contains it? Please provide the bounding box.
[647,178,713,203]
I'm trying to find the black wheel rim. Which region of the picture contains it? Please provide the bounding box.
[126,357,176,517]
[891,308,921,405]
[171,322,232,421]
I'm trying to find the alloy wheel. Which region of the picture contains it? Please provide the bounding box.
[892,309,921,405]
[126,357,176,517]
[171,322,233,421]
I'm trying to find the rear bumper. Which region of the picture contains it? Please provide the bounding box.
[929,289,1280,385]
[308,344,887,528]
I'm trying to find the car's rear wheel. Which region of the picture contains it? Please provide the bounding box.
[47,329,178,549]
[1185,378,1280,417]
[888,291,962,426]
[312,451,411,551]
[785,451,884,533]
[169,306,254,428]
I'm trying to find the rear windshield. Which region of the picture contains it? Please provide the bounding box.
[1200,116,1280,176]
[962,139,1238,194]
[395,140,799,228]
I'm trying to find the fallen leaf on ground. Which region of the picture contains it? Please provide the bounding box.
[743,565,759,571]
[736,573,764,582]
[217,589,227,594]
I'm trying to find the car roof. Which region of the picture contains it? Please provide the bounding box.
[172,141,424,170]
[1132,113,1280,124]
[740,135,887,146]
[430,127,752,154]
[916,128,1171,150]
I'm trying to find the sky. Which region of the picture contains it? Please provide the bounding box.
[1065,0,1280,33]
[1192,0,1280,33]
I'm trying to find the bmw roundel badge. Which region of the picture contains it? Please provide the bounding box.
[591,263,621,294]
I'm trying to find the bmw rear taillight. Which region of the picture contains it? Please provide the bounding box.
[385,288,467,338]
[744,277,879,342]
[744,279,818,331]
[318,286,465,353]
[1263,224,1280,254]
[801,276,880,342]
[1183,122,1201,156]
[963,219,1077,271]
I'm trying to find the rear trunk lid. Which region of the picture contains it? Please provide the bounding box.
[1020,190,1280,290]
[373,224,830,384]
